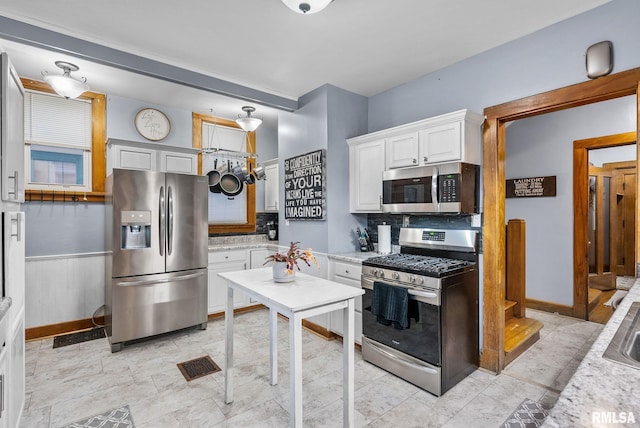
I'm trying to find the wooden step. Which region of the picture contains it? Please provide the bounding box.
[504,317,544,367]
[504,300,517,321]
[588,287,603,314]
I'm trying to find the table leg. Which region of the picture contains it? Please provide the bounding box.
[224,284,234,404]
[289,312,303,427]
[343,298,355,427]
[269,307,278,385]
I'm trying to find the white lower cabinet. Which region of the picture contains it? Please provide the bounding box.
[208,250,249,313]
[328,260,363,344]
[8,310,24,428]
[0,342,7,428]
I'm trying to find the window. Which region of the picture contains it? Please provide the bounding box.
[24,90,92,191]
[192,112,256,234]
[21,79,106,202]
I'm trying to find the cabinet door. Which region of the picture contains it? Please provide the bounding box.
[0,347,7,428]
[1,53,25,203]
[349,139,385,212]
[249,249,270,269]
[3,212,25,326]
[386,132,419,169]
[160,151,197,175]
[8,313,24,428]
[207,250,248,313]
[264,163,279,211]
[113,145,157,172]
[419,121,462,165]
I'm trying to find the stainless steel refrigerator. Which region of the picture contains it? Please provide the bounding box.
[105,168,208,352]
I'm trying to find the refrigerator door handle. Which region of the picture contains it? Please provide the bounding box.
[167,185,173,255]
[10,212,21,242]
[159,185,165,256]
[116,271,204,287]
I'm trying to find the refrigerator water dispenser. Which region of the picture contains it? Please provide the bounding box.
[121,210,151,249]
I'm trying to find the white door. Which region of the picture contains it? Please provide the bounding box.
[350,140,385,212]
[419,121,462,165]
[386,133,419,169]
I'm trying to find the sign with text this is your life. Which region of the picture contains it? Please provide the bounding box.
[284,149,326,220]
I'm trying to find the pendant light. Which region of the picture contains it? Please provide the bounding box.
[41,61,90,99]
[235,106,262,132]
[281,0,334,14]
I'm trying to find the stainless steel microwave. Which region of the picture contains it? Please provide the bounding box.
[382,162,479,214]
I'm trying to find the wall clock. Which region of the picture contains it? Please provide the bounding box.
[134,108,171,141]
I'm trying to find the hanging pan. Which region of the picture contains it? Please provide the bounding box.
[207,159,225,193]
[220,160,243,198]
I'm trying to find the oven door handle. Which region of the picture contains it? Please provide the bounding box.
[408,289,438,300]
[365,339,439,375]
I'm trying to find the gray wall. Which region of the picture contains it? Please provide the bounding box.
[505,96,636,306]
[368,0,640,132]
[23,94,279,257]
[277,84,368,254]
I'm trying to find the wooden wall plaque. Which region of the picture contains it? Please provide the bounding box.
[506,176,556,198]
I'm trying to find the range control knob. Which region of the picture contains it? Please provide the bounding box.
[372,269,378,277]
[417,277,424,285]
[409,275,416,283]
[392,272,400,280]
[379,270,385,278]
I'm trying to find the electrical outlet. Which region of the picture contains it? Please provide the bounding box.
[471,214,481,228]
[285,219,290,226]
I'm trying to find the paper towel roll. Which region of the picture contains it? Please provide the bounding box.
[378,224,391,254]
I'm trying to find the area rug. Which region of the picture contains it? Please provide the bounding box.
[53,328,106,349]
[617,276,636,291]
[501,398,548,428]
[177,355,221,381]
[604,289,628,307]
[61,405,135,428]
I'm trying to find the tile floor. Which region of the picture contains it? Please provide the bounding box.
[20,308,603,428]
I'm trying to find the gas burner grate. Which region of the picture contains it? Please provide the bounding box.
[364,253,474,275]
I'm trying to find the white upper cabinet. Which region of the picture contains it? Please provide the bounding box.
[263,159,279,212]
[107,139,198,175]
[419,111,482,165]
[347,109,481,213]
[1,53,25,203]
[386,132,419,169]
[348,138,385,213]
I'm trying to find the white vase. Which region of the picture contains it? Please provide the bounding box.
[272,262,295,283]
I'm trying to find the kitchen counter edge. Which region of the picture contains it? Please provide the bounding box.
[542,279,640,427]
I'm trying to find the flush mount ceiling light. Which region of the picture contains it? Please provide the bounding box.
[281,0,334,14]
[235,106,262,132]
[41,61,89,99]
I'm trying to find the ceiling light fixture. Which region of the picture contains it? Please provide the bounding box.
[281,0,334,14]
[235,106,262,132]
[41,61,89,99]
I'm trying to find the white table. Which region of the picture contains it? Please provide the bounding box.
[219,267,364,428]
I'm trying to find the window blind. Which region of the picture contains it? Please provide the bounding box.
[24,90,92,149]
[202,123,246,152]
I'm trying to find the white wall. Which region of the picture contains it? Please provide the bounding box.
[505,96,636,306]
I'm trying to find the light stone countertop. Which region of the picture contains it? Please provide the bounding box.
[542,279,640,427]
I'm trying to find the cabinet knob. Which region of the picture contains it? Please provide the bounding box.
[412,158,417,164]
[345,270,349,274]
[423,156,428,162]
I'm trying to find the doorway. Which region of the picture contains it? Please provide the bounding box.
[574,134,637,323]
[481,67,640,374]
[573,133,636,324]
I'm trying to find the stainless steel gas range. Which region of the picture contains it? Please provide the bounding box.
[361,227,479,396]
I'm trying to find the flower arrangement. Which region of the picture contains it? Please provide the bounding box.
[264,241,319,274]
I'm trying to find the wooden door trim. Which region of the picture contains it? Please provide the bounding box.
[573,132,636,319]
[481,68,640,374]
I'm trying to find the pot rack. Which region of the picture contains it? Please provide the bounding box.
[201,147,257,159]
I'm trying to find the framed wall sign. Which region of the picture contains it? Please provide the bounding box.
[284,149,326,220]
[506,176,557,198]
[135,108,171,141]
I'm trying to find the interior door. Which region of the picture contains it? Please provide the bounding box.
[613,169,636,276]
[587,166,615,290]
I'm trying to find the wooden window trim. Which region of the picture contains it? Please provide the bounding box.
[21,78,106,203]
[192,112,256,234]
